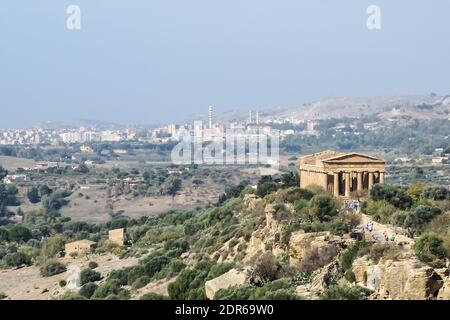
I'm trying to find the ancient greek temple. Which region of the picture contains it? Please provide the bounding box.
[299,151,386,198]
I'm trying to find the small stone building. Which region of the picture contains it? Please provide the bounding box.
[300,150,386,198]
[108,228,125,246]
[65,239,97,255]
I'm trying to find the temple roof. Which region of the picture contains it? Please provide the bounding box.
[301,151,385,166]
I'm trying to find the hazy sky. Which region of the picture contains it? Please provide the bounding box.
[1,0,450,127]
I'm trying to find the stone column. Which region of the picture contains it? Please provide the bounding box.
[380,172,385,184]
[357,172,363,192]
[344,172,350,197]
[321,173,328,191]
[333,172,339,197]
[368,172,374,191]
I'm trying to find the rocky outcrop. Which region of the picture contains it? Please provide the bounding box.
[437,270,450,300]
[353,257,446,300]
[242,194,261,211]
[205,268,250,300]
[289,231,353,266]
[296,260,345,299]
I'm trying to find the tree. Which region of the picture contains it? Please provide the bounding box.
[4,252,32,267]
[281,172,300,188]
[41,236,66,258]
[309,194,339,222]
[40,260,67,277]
[404,205,442,236]
[79,283,98,299]
[415,233,447,267]
[27,187,40,204]
[0,166,7,180]
[256,176,279,197]
[422,186,450,201]
[7,225,32,242]
[39,184,53,197]
[0,228,9,241]
[80,268,102,286]
[370,184,413,209]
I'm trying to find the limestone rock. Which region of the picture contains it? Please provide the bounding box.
[205,268,250,300]
[295,260,345,299]
[353,257,445,300]
[243,194,261,211]
[437,275,450,300]
[310,260,345,292]
[289,231,351,266]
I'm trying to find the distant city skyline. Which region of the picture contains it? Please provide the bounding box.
[1,0,450,128]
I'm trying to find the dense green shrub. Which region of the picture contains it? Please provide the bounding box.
[41,236,66,258]
[344,270,356,283]
[92,279,130,300]
[264,288,300,300]
[207,262,235,280]
[80,268,102,286]
[422,186,450,201]
[321,285,372,300]
[0,228,9,241]
[415,233,447,267]
[309,195,339,222]
[40,260,67,277]
[132,276,151,289]
[364,200,396,224]
[370,184,413,209]
[27,187,41,204]
[3,252,32,267]
[251,280,294,300]
[60,293,87,300]
[168,264,213,300]
[7,225,32,242]
[404,205,442,236]
[142,255,171,278]
[79,283,98,299]
[140,293,170,300]
[215,284,256,300]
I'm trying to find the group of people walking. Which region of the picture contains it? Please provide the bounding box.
[365,221,396,243]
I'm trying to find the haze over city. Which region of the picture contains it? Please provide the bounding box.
[1,0,450,128]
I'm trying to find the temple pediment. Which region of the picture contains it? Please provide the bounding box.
[322,153,385,164]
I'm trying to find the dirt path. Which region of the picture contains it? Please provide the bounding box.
[358,213,414,248]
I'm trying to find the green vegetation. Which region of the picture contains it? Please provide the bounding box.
[3,252,32,267]
[320,285,373,300]
[415,233,448,268]
[80,268,102,286]
[40,260,67,277]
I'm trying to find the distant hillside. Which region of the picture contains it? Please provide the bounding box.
[187,94,450,124]
[264,94,448,121]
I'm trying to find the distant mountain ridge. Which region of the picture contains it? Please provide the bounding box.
[186,93,450,124]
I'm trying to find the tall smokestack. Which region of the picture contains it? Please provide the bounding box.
[256,112,259,125]
[208,105,213,129]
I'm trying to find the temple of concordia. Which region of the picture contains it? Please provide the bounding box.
[299,150,386,198]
